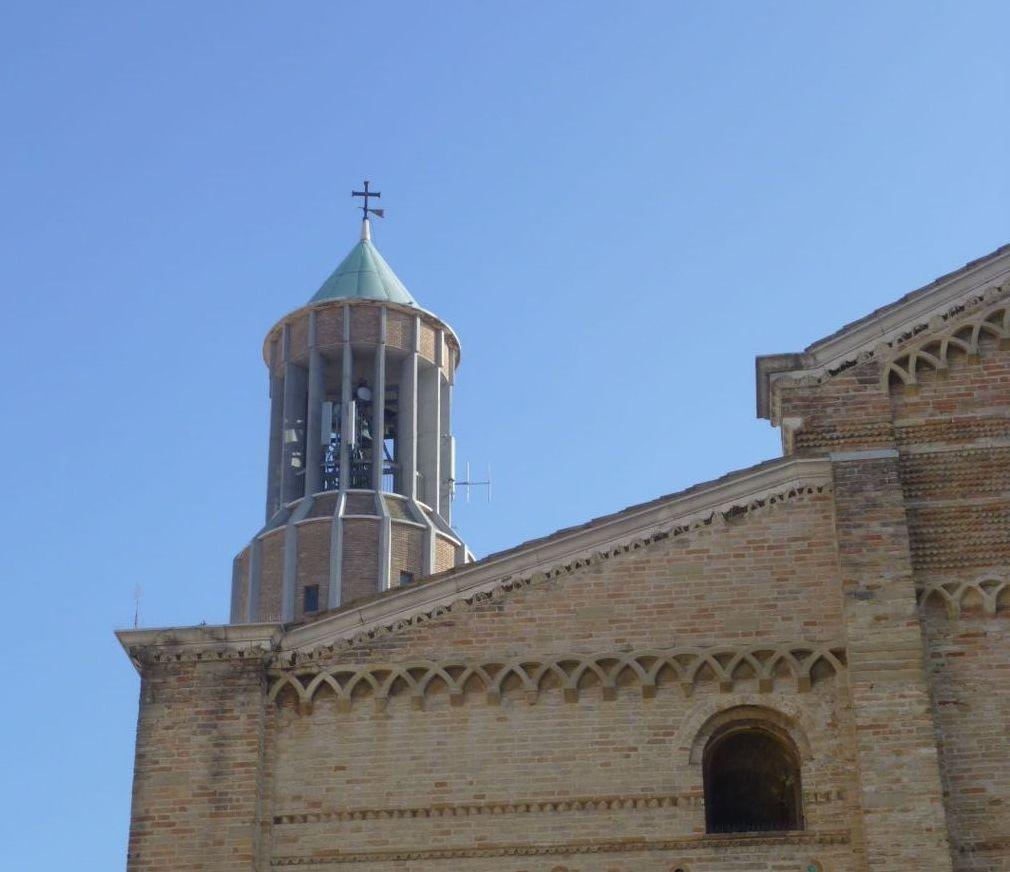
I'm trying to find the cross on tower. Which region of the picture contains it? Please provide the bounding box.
[352,180,384,221]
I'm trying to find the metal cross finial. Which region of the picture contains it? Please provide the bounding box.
[352,180,384,221]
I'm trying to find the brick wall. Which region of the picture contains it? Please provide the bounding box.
[434,534,456,573]
[129,284,1010,870]
[258,529,285,622]
[341,517,379,604]
[295,519,330,620]
[830,456,953,870]
[891,344,1010,868]
[390,521,424,584]
[127,658,265,871]
[266,682,858,871]
[777,318,1010,869]
[257,489,861,869]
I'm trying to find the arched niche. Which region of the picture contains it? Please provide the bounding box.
[702,718,803,833]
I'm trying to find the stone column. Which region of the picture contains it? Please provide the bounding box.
[371,309,387,492]
[265,338,283,521]
[304,310,324,496]
[280,323,307,506]
[831,449,954,871]
[418,362,440,509]
[438,378,453,521]
[373,309,391,591]
[338,303,352,492]
[399,315,420,500]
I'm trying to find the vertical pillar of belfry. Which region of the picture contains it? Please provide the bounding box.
[338,302,352,492]
[328,490,345,610]
[371,309,387,492]
[830,449,953,871]
[265,338,283,521]
[438,377,452,522]
[304,310,324,497]
[328,302,354,610]
[280,323,307,505]
[373,308,391,590]
[418,360,441,510]
[399,315,420,500]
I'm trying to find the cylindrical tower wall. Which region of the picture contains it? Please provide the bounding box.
[231,298,467,625]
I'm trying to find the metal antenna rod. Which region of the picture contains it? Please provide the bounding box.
[456,462,492,504]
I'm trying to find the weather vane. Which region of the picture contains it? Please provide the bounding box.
[352,180,384,221]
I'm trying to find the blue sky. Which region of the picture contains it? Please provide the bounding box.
[1,1,1007,867]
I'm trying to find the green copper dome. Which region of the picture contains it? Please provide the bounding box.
[309,234,417,307]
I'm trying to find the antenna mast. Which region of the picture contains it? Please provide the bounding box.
[456,461,492,504]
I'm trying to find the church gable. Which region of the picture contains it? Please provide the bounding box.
[776,283,1010,458]
[758,244,1010,442]
[268,464,845,719]
[273,458,836,661]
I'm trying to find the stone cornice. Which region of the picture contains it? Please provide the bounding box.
[757,246,1010,421]
[261,297,462,369]
[116,623,283,670]
[273,787,844,826]
[269,830,851,865]
[280,455,832,656]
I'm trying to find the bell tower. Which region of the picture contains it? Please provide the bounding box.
[230,184,469,624]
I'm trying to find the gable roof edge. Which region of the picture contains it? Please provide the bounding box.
[280,454,832,654]
[756,243,1010,419]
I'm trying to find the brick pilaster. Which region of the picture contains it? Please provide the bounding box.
[832,452,953,870]
[126,658,267,872]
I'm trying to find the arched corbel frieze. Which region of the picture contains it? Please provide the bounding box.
[883,299,1010,389]
[267,643,846,715]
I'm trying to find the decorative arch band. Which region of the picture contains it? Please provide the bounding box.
[267,643,847,715]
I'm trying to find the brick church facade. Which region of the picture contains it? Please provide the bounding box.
[119,223,1010,871]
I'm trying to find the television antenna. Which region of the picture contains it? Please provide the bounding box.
[133,584,143,629]
[455,461,492,504]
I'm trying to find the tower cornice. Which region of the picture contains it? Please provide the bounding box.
[261,297,462,370]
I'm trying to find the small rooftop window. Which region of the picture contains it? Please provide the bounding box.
[303,584,320,613]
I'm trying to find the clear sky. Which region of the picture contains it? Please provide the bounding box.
[1,1,1007,866]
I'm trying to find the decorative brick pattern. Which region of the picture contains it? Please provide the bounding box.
[267,643,846,712]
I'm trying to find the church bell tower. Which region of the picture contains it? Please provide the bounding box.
[230,183,469,624]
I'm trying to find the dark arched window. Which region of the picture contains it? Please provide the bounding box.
[703,726,802,833]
